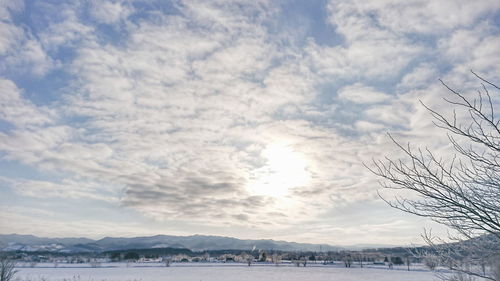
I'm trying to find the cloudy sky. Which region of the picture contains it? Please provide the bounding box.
[0,0,499,246]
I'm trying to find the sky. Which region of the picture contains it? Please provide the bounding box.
[0,0,499,246]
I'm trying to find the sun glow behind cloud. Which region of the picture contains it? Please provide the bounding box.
[248,143,311,198]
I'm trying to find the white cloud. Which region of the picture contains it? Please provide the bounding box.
[0,0,23,20]
[338,83,390,104]
[3,39,58,76]
[330,0,500,35]
[88,0,133,24]
[0,22,23,55]
[305,39,423,80]
[0,79,55,127]
[0,1,57,76]
[303,1,428,81]
[38,2,95,51]
[355,120,385,132]
[398,63,439,90]
[1,177,119,202]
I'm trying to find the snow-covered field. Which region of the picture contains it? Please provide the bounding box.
[15,263,441,281]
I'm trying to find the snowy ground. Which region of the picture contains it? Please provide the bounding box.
[14,262,443,281]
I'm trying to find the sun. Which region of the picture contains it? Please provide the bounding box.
[248,143,311,197]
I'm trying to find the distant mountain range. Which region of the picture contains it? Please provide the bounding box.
[0,234,354,253]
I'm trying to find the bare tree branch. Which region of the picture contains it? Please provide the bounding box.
[367,73,500,281]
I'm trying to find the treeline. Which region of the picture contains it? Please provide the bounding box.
[105,247,193,261]
[2,245,434,262]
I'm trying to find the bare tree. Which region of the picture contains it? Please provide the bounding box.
[271,253,282,266]
[163,256,172,267]
[241,252,253,266]
[302,256,307,267]
[342,253,352,268]
[368,72,499,280]
[448,272,477,281]
[358,252,364,268]
[423,254,439,271]
[493,260,500,281]
[0,258,17,281]
[90,259,102,268]
[405,255,411,271]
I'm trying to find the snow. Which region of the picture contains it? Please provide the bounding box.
[3,243,66,252]
[15,263,441,281]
